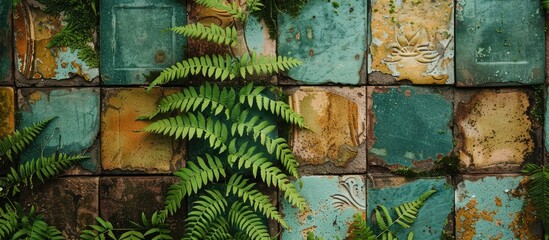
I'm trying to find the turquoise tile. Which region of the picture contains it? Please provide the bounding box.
[100,0,186,85]
[456,176,542,239]
[0,1,10,84]
[18,88,100,173]
[367,177,454,240]
[368,86,453,171]
[456,0,544,86]
[278,0,367,84]
[282,175,365,239]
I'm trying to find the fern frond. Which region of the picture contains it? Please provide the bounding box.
[1,205,64,240]
[79,217,117,240]
[203,216,232,240]
[227,201,270,240]
[170,23,238,46]
[142,212,174,240]
[348,213,375,240]
[194,0,245,20]
[182,189,228,240]
[148,54,238,89]
[0,204,19,239]
[119,230,145,240]
[523,164,549,230]
[226,174,288,229]
[238,52,302,79]
[0,117,54,162]
[144,112,229,153]
[3,154,88,196]
[238,83,306,128]
[161,155,226,219]
[543,0,549,14]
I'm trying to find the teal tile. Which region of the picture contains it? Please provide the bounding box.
[100,0,186,85]
[368,86,453,171]
[18,88,100,173]
[278,0,367,84]
[456,0,544,86]
[0,1,11,84]
[367,177,454,240]
[456,175,542,239]
[282,175,365,239]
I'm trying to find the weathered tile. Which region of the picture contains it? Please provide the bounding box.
[0,87,14,137]
[100,0,186,85]
[455,0,544,86]
[13,1,99,86]
[0,2,12,85]
[20,177,99,239]
[101,88,185,173]
[455,175,542,239]
[455,89,541,173]
[278,0,367,85]
[18,88,100,174]
[369,0,454,85]
[368,86,453,171]
[100,176,184,237]
[288,87,366,174]
[282,175,365,239]
[367,176,454,239]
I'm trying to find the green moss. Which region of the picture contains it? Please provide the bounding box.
[391,155,460,178]
[530,85,545,123]
[250,0,307,39]
[331,1,340,8]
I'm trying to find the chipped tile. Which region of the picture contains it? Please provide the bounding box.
[100,0,186,85]
[101,88,185,173]
[282,175,365,239]
[18,88,100,174]
[368,86,453,171]
[455,175,542,239]
[13,1,99,85]
[367,176,454,239]
[455,89,540,173]
[0,2,12,84]
[100,176,184,237]
[278,0,367,85]
[0,87,14,137]
[369,0,454,85]
[455,0,544,86]
[20,177,99,239]
[288,87,366,174]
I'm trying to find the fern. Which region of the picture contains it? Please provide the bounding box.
[203,217,232,240]
[0,204,64,240]
[543,0,549,14]
[182,189,228,240]
[227,202,270,240]
[170,23,238,46]
[79,217,117,240]
[523,164,549,238]
[348,213,375,240]
[194,0,245,20]
[0,117,54,162]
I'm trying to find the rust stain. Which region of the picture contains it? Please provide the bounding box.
[494,196,502,207]
[509,200,540,239]
[27,91,43,105]
[301,225,317,239]
[0,88,15,137]
[456,198,495,240]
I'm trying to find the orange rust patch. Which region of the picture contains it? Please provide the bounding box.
[495,197,502,207]
[456,198,495,240]
[509,200,541,239]
[27,91,43,105]
[0,88,15,137]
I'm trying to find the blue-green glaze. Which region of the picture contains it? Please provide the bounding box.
[0,1,10,82]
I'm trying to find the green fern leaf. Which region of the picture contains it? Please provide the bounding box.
[119,230,145,240]
[79,217,117,240]
[182,189,228,240]
[170,23,238,46]
[144,112,229,153]
[0,117,54,162]
[203,216,232,240]
[227,202,270,240]
[523,164,549,231]
[226,174,288,229]
[348,213,375,240]
[392,189,435,229]
[194,0,245,20]
[0,204,19,239]
[238,52,302,79]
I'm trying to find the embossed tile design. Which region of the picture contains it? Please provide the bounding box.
[13,1,99,84]
[278,0,367,84]
[0,87,14,137]
[368,86,453,171]
[367,176,454,239]
[0,2,11,84]
[455,89,540,173]
[100,176,185,237]
[101,88,185,173]
[369,0,454,85]
[18,88,100,173]
[456,175,542,239]
[456,0,545,86]
[100,0,186,85]
[20,177,99,239]
[282,175,365,239]
[288,87,366,174]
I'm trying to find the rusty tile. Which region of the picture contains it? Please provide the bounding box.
[456,0,545,86]
[100,0,186,85]
[288,87,366,174]
[281,175,365,239]
[368,86,453,171]
[0,2,12,85]
[277,0,367,85]
[367,175,454,239]
[101,88,185,173]
[455,175,542,240]
[455,89,541,173]
[18,88,100,174]
[100,176,184,237]
[20,177,99,239]
[0,87,14,137]
[13,1,99,86]
[369,0,454,85]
